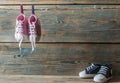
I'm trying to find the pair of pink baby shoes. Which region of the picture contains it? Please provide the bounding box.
[15,4,41,54]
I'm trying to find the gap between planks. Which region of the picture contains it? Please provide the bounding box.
[0,1,119,5]
[1,42,120,44]
[0,5,120,10]
[0,75,119,83]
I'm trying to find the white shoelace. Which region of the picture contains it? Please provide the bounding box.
[86,64,95,71]
[29,22,36,53]
[98,66,109,75]
[15,21,24,55]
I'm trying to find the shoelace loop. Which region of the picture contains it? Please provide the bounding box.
[98,66,109,75]
[15,21,24,56]
[29,22,36,53]
[29,22,36,35]
[86,64,96,71]
[16,21,23,34]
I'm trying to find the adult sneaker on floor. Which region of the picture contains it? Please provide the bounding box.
[79,63,101,78]
[28,5,41,52]
[94,64,112,83]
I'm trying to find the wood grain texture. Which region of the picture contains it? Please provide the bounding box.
[0,43,119,75]
[0,75,119,83]
[0,5,119,42]
[0,0,119,5]
[0,1,119,77]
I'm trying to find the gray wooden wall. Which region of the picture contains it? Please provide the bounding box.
[0,0,119,75]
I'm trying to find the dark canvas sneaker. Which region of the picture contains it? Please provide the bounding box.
[79,64,101,78]
[15,4,29,55]
[28,5,41,52]
[94,64,112,83]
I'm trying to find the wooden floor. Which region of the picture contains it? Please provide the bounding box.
[0,75,119,83]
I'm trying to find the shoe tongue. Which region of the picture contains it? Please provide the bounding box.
[30,15,36,23]
[103,64,112,69]
[32,22,35,25]
[101,66,108,69]
[91,63,99,67]
[93,63,101,66]
[17,14,25,21]
[91,63,95,66]
[18,20,23,23]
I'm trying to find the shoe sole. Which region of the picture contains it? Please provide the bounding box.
[94,76,112,83]
[79,74,96,79]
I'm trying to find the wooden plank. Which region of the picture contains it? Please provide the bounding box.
[0,43,119,75]
[0,5,119,42]
[0,0,119,5]
[0,75,119,83]
[0,5,120,10]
